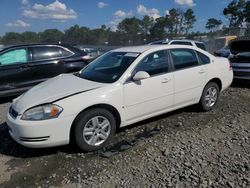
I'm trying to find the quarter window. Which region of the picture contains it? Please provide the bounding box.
[170,49,199,70]
[0,48,28,66]
[32,46,62,61]
[134,50,169,76]
[197,51,210,64]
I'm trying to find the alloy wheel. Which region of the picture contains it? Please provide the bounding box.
[82,116,111,146]
[204,87,218,108]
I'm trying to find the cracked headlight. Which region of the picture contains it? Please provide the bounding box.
[21,104,63,121]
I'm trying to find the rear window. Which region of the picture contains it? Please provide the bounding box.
[195,43,206,51]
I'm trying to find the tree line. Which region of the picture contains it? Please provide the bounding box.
[0,0,249,46]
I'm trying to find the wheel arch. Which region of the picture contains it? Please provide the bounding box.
[69,103,121,143]
[206,78,222,91]
[199,77,222,102]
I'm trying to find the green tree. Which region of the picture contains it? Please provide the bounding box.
[1,32,22,45]
[165,9,181,38]
[117,17,143,45]
[39,29,64,43]
[149,17,166,41]
[223,0,246,27]
[184,9,196,34]
[63,25,90,45]
[206,18,223,30]
[141,15,154,42]
[20,32,39,43]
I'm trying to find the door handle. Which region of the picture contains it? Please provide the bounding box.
[20,64,30,69]
[162,78,171,83]
[199,69,205,74]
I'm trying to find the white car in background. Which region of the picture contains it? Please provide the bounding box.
[149,39,207,51]
[7,45,233,151]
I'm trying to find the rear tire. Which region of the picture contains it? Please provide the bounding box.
[199,82,220,112]
[73,108,116,152]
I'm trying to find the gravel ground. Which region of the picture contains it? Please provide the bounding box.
[0,81,249,188]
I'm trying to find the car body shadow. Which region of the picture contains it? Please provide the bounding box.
[0,123,79,158]
[231,79,250,89]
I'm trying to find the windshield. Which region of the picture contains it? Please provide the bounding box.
[78,51,139,83]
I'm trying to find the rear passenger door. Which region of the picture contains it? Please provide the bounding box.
[29,46,69,84]
[170,48,207,107]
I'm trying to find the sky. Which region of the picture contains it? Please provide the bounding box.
[0,0,232,36]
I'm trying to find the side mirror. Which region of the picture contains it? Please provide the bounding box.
[133,71,150,81]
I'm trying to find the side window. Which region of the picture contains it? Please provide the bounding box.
[170,41,192,46]
[170,49,199,70]
[135,50,169,76]
[0,48,28,66]
[32,46,62,61]
[197,51,210,64]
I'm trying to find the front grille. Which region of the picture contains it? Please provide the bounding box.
[9,107,18,119]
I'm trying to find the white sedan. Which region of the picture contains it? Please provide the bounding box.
[6,45,233,151]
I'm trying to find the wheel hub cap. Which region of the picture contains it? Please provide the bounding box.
[205,87,218,108]
[83,116,111,146]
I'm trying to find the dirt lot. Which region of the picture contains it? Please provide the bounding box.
[0,81,249,188]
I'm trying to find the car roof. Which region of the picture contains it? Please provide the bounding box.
[112,45,165,53]
[0,43,74,51]
[112,44,204,53]
[170,39,204,44]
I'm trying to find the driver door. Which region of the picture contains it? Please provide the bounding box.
[123,50,174,124]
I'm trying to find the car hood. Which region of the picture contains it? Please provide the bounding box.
[230,40,250,55]
[12,74,106,113]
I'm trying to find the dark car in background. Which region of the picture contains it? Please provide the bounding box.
[0,44,88,97]
[229,39,250,80]
[214,47,231,58]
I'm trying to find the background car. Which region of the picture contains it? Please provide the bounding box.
[229,39,250,80]
[77,47,101,61]
[214,46,231,58]
[149,39,207,51]
[0,44,88,97]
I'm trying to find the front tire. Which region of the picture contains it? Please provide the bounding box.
[73,108,116,152]
[199,82,220,112]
